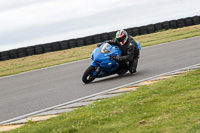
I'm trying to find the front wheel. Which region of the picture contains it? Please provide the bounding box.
[82,65,96,84]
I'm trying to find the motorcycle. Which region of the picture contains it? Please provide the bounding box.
[82,42,141,84]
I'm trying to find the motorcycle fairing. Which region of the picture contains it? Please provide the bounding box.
[91,43,121,78]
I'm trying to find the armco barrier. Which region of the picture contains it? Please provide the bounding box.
[192,16,200,25]
[51,42,61,51]
[101,33,109,42]
[93,34,102,44]
[139,26,148,35]
[26,46,35,56]
[68,39,76,48]
[0,15,199,61]
[147,24,155,33]
[18,48,26,58]
[155,22,163,32]
[0,51,10,61]
[85,36,93,46]
[34,45,44,55]
[9,49,18,59]
[132,27,140,36]
[177,18,185,28]
[124,28,133,36]
[169,20,177,29]
[43,43,52,53]
[76,38,85,47]
[163,21,170,30]
[108,31,116,40]
[60,40,69,50]
[185,17,193,26]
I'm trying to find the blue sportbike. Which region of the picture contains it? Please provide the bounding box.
[82,42,140,84]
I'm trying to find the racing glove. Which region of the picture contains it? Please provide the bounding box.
[110,55,122,62]
[97,43,102,47]
[115,57,122,62]
[110,55,116,60]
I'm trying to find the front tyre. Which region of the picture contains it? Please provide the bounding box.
[82,65,96,84]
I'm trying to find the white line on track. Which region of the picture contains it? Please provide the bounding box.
[1,63,200,125]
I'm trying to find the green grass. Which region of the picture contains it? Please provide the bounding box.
[0,24,200,77]
[7,68,200,133]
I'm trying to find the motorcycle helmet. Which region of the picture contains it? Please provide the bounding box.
[116,29,128,45]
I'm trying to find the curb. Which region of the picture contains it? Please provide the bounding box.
[0,63,200,132]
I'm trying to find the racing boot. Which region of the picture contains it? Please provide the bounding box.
[129,58,138,74]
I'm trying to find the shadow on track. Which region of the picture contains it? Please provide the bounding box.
[81,69,148,85]
[89,73,137,84]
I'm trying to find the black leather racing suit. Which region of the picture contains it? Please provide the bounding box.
[106,35,140,73]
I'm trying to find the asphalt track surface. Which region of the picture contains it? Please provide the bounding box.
[0,36,200,122]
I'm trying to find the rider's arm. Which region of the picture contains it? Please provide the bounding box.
[119,37,138,62]
[118,43,135,62]
[97,39,119,47]
[105,39,119,45]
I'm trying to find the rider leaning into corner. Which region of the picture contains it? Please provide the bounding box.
[97,29,140,74]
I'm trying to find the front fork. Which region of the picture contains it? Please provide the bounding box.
[93,66,101,77]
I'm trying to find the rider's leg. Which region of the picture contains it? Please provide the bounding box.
[117,61,128,75]
[129,57,139,74]
[129,49,140,74]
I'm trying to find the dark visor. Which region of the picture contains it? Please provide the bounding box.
[116,35,126,42]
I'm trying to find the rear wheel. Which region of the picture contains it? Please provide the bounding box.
[117,63,129,75]
[82,65,96,84]
[117,69,128,75]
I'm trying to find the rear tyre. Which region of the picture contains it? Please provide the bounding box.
[117,63,128,75]
[82,65,96,84]
[117,69,128,75]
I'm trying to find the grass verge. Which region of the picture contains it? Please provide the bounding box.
[7,68,200,133]
[0,24,200,77]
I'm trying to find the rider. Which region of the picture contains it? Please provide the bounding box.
[97,29,140,74]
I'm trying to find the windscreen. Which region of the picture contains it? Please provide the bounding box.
[101,43,111,54]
